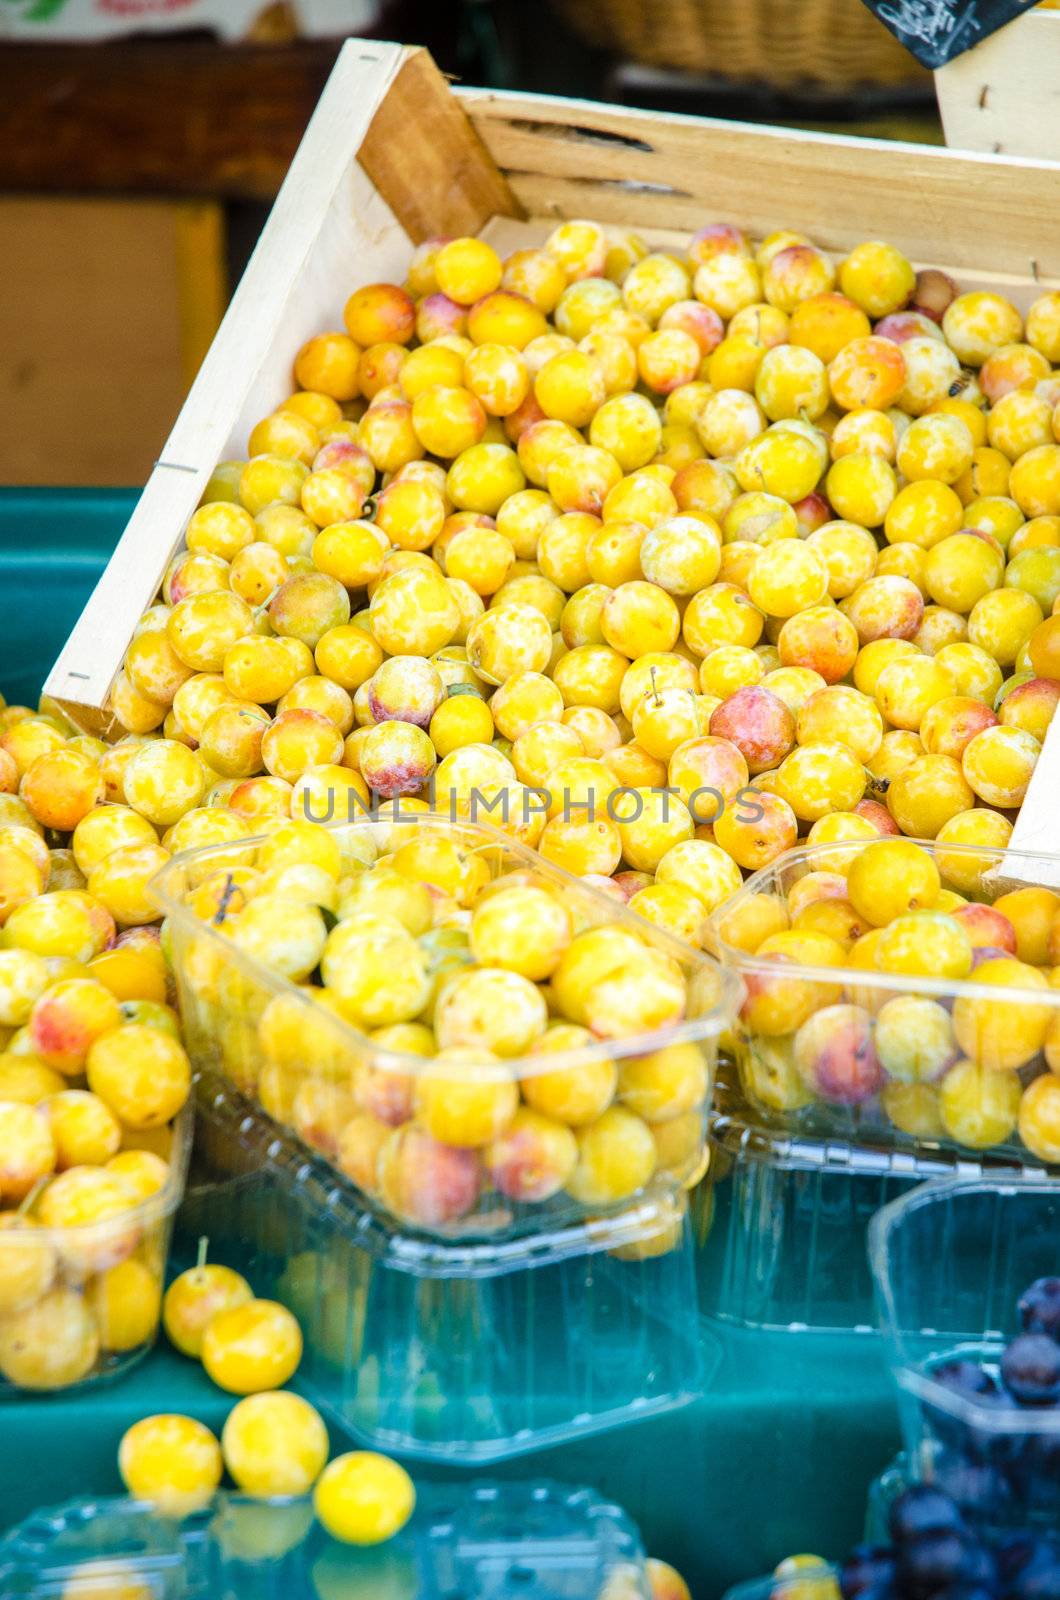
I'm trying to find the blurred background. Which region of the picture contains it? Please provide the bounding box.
[0,0,942,488]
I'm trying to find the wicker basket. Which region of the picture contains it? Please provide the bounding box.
[549,0,931,89]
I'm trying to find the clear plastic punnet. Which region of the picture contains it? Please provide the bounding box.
[0,1479,653,1598]
[154,811,739,1244]
[696,1081,923,1334]
[0,1106,191,1399]
[182,1071,710,1463]
[870,1177,1060,1530]
[709,837,1060,1171]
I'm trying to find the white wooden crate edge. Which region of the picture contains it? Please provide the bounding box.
[45,41,417,721]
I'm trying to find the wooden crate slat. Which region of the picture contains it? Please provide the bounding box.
[0,38,340,202]
[359,52,522,244]
[459,88,1060,283]
[1004,720,1060,885]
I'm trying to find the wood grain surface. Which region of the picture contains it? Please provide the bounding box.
[0,39,340,200]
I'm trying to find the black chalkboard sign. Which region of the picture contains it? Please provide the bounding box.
[859,0,1041,67]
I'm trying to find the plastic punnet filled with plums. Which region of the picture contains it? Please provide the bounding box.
[712,834,1060,1165]
[155,811,738,1239]
[0,933,193,1394]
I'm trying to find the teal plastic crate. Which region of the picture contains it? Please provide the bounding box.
[0,488,134,707]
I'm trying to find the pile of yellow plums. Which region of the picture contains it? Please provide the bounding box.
[62,217,1060,940]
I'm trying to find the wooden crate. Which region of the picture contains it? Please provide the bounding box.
[935,8,1060,160]
[44,39,1060,868]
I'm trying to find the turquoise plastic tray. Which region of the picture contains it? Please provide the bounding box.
[0,488,133,707]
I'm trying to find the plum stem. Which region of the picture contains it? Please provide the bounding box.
[213,873,239,926]
[255,584,282,619]
[17,1176,49,1218]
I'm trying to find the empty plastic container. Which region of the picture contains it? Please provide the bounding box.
[0,1106,192,1399]
[155,812,739,1246]
[710,838,1060,1172]
[696,1080,923,1334]
[0,1478,653,1597]
[182,1070,710,1463]
[870,1178,1060,1529]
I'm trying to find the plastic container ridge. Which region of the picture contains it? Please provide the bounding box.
[697,1080,920,1334]
[697,1074,1040,1335]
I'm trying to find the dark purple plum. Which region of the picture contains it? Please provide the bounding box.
[889,1485,967,1545]
[933,1458,1014,1520]
[1001,1335,1060,1407]
[1019,1279,1060,1342]
[841,1545,897,1600]
[1004,1539,1060,1600]
[897,1531,994,1600]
